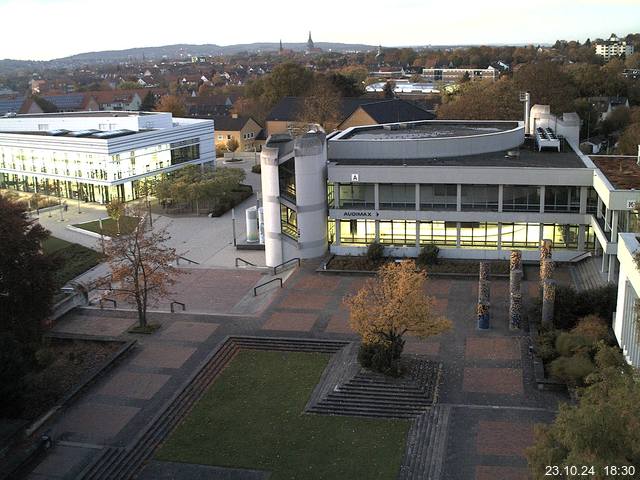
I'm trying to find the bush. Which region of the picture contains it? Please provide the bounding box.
[555,331,591,357]
[545,284,617,330]
[594,341,628,371]
[416,244,439,267]
[548,354,595,386]
[251,164,261,174]
[571,315,609,343]
[366,242,385,263]
[357,338,405,377]
[536,327,559,363]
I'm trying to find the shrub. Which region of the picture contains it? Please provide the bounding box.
[546,284,617,330]
[593,341,628,371]
[357,338,404,377]
[416,244,440,267]
[548,354,595,386]
[536,328,559,363]
[251,164,261,174]
[366,242,385,263]
[571,315,609,343]
[555,331,591,357]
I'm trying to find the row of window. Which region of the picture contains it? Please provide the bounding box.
[336,183,597,214]
[332,219,592,250]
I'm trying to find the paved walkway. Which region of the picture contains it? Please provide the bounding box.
[26,261,564,480]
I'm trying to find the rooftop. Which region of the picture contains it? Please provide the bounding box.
[591,156,640,190]
[338,121,519,140]
[330,143,587,169]
[4,111,155,119]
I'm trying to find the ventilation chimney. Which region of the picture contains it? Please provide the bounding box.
[519,92,531,135]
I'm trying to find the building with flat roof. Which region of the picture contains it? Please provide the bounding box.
[258,109,640,368]
[595,34,634,61]
[0,111,214,203]
[421,67,497,83]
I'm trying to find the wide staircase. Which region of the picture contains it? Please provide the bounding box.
[570,256,609,291]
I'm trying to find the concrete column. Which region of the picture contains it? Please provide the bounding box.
[579,186,588,215]
[375,220,380,242]
[605,208,612,232]
[415,184,420,211]
[602,252,608,273]
[578,224,586,250]
[333,182,340,207]
[456,222,461,248]
[374,183,380,210]
[260,146,283,268]
[539,185,545,214]
[415,221,421,248]
[497,223,502,250]
[498,185,503,213]
[456,184,462,212]
[597,197,603,219]
[608,255,617,283]
[611,210,619,242]
[334,219,341,245]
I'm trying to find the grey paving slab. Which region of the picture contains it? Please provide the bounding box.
[54,402,140,443]
[137,460,271,480]
[97,371,171,400]
[28,444,95,479]
[131,343,196,369]
[159,321,219,342]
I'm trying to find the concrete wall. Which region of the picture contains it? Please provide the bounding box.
[260,146,283,267]
[615,233,640,366]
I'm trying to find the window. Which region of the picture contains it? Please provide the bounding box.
[501,223,541,248]
[502,186,540,212]
[461,185,498,211]
[420,184,457,210]
[379,184,415,210]
[338,184,375,209]
[544,186,580,213]
[227,134,232,140]
[587,188,598,214]
[459,222,499,247]
[170,138,200,165]
[419,221,457,246]
[542,224,579,249]
[379,220,416,245]
[278,158,296,201]
[280,204,298,239]
[339,219,375,244]
[217,135,223,140]
[327,183,334,208]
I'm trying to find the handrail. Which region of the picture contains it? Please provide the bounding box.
[176,255,199,265]
[236,257,257,267]
[99,298,117,309]
[273,257,300,275]
[254,277,283,296]
[170,301,186,313]
[568,251,593,263]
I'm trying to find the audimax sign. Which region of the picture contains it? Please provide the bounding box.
[342,211,380,218]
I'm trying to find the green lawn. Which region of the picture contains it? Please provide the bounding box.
[42,236,102,288]
[156,350,410,480]
[73,216,140,236]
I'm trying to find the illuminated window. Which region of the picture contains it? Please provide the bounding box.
[379,220,416,246]
[419,221,457,246]
[339,219,375,244]
[542,224,579,249]
[501,223,541,248]
[459,222,500,247]
[280,204,297,239]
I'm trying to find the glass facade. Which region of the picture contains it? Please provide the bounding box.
[501,223,542,248]
[280,204,298,239]
[502,186,540,212]
[379,184,415,210]
[542,224,579,249]
[544,186,580,213]
[418,221,457,246]
[461,185,499,211]
[340,219,375,244]
[587,187,598,214]
[338,184,375,209]
[379,220,417,245]
[459,222,500,247]
[278,158,296,202]
[420,184,456,210]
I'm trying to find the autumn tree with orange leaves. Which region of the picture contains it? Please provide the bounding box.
[103,208,180,330]
[344,261,451,375]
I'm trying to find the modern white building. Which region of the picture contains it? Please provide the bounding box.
[0,111,214,203]
[595,34,634,61]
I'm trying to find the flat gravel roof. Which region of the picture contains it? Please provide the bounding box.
[339,121,520,140]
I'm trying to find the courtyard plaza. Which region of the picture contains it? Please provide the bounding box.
[21,253,570,480]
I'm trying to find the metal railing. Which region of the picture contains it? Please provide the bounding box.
[99,298,117,309]
[273,257,300,275]
[170,301,186,313]
[235,257,257,267]
[254,277,283,296]
[176,256,199,265]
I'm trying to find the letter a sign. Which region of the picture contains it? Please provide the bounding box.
[351,173,359,182]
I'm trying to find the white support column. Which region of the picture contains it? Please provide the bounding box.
[498,185,504,213]
[597,197,603,219]
[456,184,462,212]
[539,185,545,214]
[375,220,380,242]
[334,219,341,245]
[415,184,420,211]
[456,222,461,247]
[374,183,380,211]
[333,182,340,207]
[579,186,588,215]
[415,221,421,249]
[608,255,617,283]
[611,210,619,242]
[605,208,612,232]
[497,223,502,250]
[578,225,586,251]
[602,252,608,274]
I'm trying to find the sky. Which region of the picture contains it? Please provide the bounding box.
[0,0,638,61]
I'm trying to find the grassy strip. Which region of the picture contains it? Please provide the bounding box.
[73,216,140,237]
[43,237,102,288]
[156,350,409,480]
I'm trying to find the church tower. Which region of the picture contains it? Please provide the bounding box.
[307,31,314,52]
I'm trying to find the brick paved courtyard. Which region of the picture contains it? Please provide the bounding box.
[26,261,565,479]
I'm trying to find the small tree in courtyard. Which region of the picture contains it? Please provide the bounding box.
[103,209,180,330]
[226,137,239,153]
[344,261,451,375]
[106,199,125,235]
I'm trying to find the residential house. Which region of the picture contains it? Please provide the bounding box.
[212,114,264,151]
